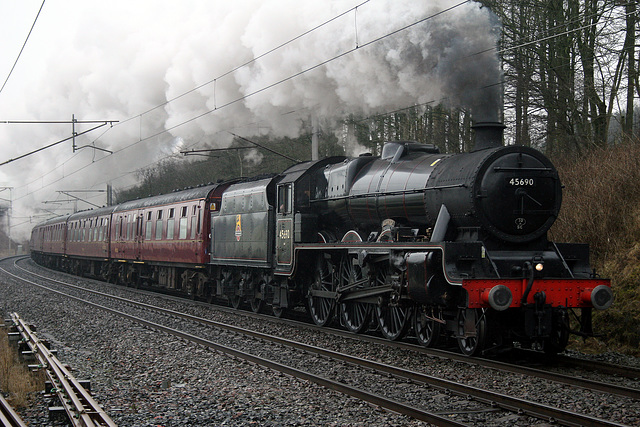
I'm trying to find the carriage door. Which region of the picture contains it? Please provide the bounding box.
[134,211,144,260]
[276,183,293,267]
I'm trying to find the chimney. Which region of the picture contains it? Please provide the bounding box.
[472,122,506,151]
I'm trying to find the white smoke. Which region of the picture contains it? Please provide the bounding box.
[0,0,501,240]
[243,149,264,167]
[161,0,502,143]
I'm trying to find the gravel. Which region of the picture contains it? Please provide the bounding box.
[1,259,427,426]
[2,258,639,426]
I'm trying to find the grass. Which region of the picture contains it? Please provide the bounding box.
[0,327,43,407]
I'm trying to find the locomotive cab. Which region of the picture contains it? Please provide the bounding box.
[274,157,346,271]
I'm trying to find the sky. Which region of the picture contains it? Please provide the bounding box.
[0,0,501,241]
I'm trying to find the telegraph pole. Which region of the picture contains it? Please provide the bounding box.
[0,187,12,252]
[311,116,319,161]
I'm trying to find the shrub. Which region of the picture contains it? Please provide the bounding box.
[550,141,640,355]
[0,330,42,407]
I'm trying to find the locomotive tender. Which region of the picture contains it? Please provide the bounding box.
[30,122,613,355]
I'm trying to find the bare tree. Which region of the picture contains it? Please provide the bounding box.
[484,0,637,153]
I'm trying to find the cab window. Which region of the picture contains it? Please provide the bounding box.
[278,184,292,214]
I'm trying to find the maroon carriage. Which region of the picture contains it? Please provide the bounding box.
[29,215,69,269]
[108,183,229,294]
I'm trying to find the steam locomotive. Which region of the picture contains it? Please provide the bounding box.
[30,122,613,355]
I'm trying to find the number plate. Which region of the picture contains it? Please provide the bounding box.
[508,178,535,186]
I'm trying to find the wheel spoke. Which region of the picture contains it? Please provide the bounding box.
[339,256,371,333]
[272,305,285,318]
[414,307,441,348]
[250,296,263,313]
[249,281,262,313]
[377,303,411,341]
[230,295,241,310]
[372,262,410,340]
[308,257,336,327]
[457,308,486,356]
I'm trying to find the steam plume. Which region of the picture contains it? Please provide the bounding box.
[0,0,501,240]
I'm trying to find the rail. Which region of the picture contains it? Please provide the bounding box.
[4,258,637,426]
[0,393,27,427]
[4,265,628,427]
[8,313,117,427]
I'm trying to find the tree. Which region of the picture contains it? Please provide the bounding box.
[622,0,636,137]
[484,0,637,152]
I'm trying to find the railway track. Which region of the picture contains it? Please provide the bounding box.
[549,353,640,380]
[3,257,638,426]
[318,328,640,400]
[7,312,117,427]
[0,393,27,427]
[16,256,640,391]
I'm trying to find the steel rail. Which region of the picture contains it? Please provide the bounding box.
[313,324,640,400]
[2,272,464,427]
[14,258,640,401]
[551,354,640,380]
[4,262,631,427]
[162,310,630,426]
[9,313,117,427]
[319,326,640,401]
[0,393,27,427]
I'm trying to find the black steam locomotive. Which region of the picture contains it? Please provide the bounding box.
[30,122,612,356]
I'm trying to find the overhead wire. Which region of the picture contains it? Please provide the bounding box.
[12,0,376,198]
[15,0,471,202]
[126,0,373,124]
[15,0,635,207]
[0,0,46,96]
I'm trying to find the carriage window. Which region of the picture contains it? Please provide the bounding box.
[179,217,188,239]
[156,218,163,240]
[145,220,153,240]
[156,210,164,240]
[127,215,132,240]
[190,216,197,239]
[167,218,175,239]
[104,219,109,241]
